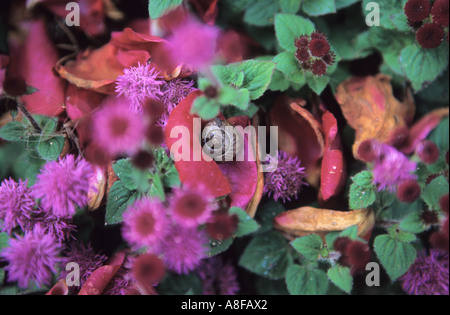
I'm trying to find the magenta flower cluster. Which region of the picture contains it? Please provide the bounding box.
[121,184,214,275]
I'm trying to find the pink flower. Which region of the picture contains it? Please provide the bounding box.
[122,198,168,249]
[169,184,214,228]
[91,96,146,157]
[167,17,220,70]
[32,155,93,218]
[157,224,208,274]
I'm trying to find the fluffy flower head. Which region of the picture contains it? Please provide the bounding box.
[404,0,432,22]
[197,256,240,295]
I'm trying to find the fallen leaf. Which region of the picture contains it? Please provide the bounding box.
[46,279,69,295]
[335,75,415,160]
[274,207,375,242]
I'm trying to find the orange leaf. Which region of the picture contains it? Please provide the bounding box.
[274,207,375,243]
[335,75,415,160]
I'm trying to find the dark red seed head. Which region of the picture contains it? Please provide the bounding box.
[404,0,432,22]
[421,209,440,225]
[132,150,155,170]
[2,75,27,97]
[295,36,309,49]
[345,241,372,274]
[311,31,326,40]
[206,212,238,240]
[309,38,330,57]
[440,194,449,214]
[311,59,327,76]
[132,254,165,286]
[146,125,165,145]
[300,62,312,71]
[295,48,311,63]
[431,0,449,27]
[333,237,352,253]
[322,52,336,66]
[397,180,422,203]
[430,231,449,251]
[416,23,445,48]
[387,126,410,147]
[357,139,380,162]
[416,140,440,164]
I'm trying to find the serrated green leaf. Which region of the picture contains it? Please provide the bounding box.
[291,234,323,261]
[105,181,139,225]
[302,0,336,16]
[36,136,65,161]
[211,66,245,88]
[239,231,292,280]
[428,117,449,153]
[306,72,330,95]
[349,183,376,210]
[268,69,291,92]
[162,165,180,188]
[280,0,302,13]
[113,159,151,192]
[255,200,286,234]
[327,265,353,293]
[285,264,329,295]
[149,173,165,201]
[399,211,426,234]
[0,121,29,142]
[274,14,315,52]
[192,96,221,120]
[352,171,374,188]
[335,0,360,9]
[374,234,417,281]
[400,44,449,91]
[273,51,306,84]
[243,0,279,26]
[148,0,183,19]
[422,176,449,211]
[207,238,233,256]
[229,207,260,237]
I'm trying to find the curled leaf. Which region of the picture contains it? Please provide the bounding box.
[274,207,375,242]
[88,166,107,211]
[270,95,325,187]
[335,75,415,160]
[46,279,69,295]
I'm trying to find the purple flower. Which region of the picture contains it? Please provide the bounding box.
[59,242,108,293]
[92,97,146,157]
[169,184,214,228]
[103,256,134,295]
[25,211,77,243]
[115,63,165,113]
[1,225,61,288]
[197,256,240,295]
[167,18,220,70]
[157,224,208,274]
[264,151,307,202]
[373,144,417,192]
[122,198,168,250]
[0,178,36,234]
[157,79,196,128]
[401,250,449,295]
[32,155,93,218]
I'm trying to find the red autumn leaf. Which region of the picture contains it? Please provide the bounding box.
[10,20,66,116]
[320,111,346,201]
[35,0,106,37]
[399,107,450,154]
[164,90,232,198]
[65,84,105,120]
[78,251,126,295]
[335,75,415,160]
[270,95,325,187]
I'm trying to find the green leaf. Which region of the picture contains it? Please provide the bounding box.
[157,272,203,295]
[273,51,306,84]
[274,13,315,52]
[268,69,291,92]
[325,225,358,250]
[36,136,65,161]
[0,121,29,142]
[229,207,260,237]
[0,232,9,251]
[239,231,292,279]
[285,264,329,295]
[207,238,233,256]
[222,102,259,119]
[280,0,302,13]
[148,0,183,19]
[211,67,245,88]
[105,181,139,225]
[335,0,360,9]
[374,234,417,281]
[192,96,221,120]
[302,0,336,16]
[305,72,330,95]
[352,171,374,188]
[113,159,151,192]
[422,176,449,211]
[255,200,286,234]
[25,86,39,95]
[243,0,279,26]
[162,165,181,188]
[363,0,409,32]
[428,117,449,153]
[399,211,426,234]
[349,183,376,210]
[0,269,4,285]
[219,60,276,100]
[327,265,353,294]
[400,44,449,91]
[219,86,250,110]
[291,234,323,261]
[149,173,165,201]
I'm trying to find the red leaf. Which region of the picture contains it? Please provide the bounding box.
[164,90,232,198]
[46,279,69,295]
[320,111,346,201]
[65,84,105,120]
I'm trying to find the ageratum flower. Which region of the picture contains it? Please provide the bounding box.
[197,256,240,295]
[32,155,93,218]
[157,224,208,274]
[416,140,440,164]
[264,151,307,203]
[311,60,328,76]
[122,198,168,249]
[115,63,165,113]
[431,0,449,27]
[416,23,445,48]
[397,180,422,203]
[1,225,61,288]
[401,250,449,295]
[309,38,330,57]
[404,0,432,22]
[0,178,36,234]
